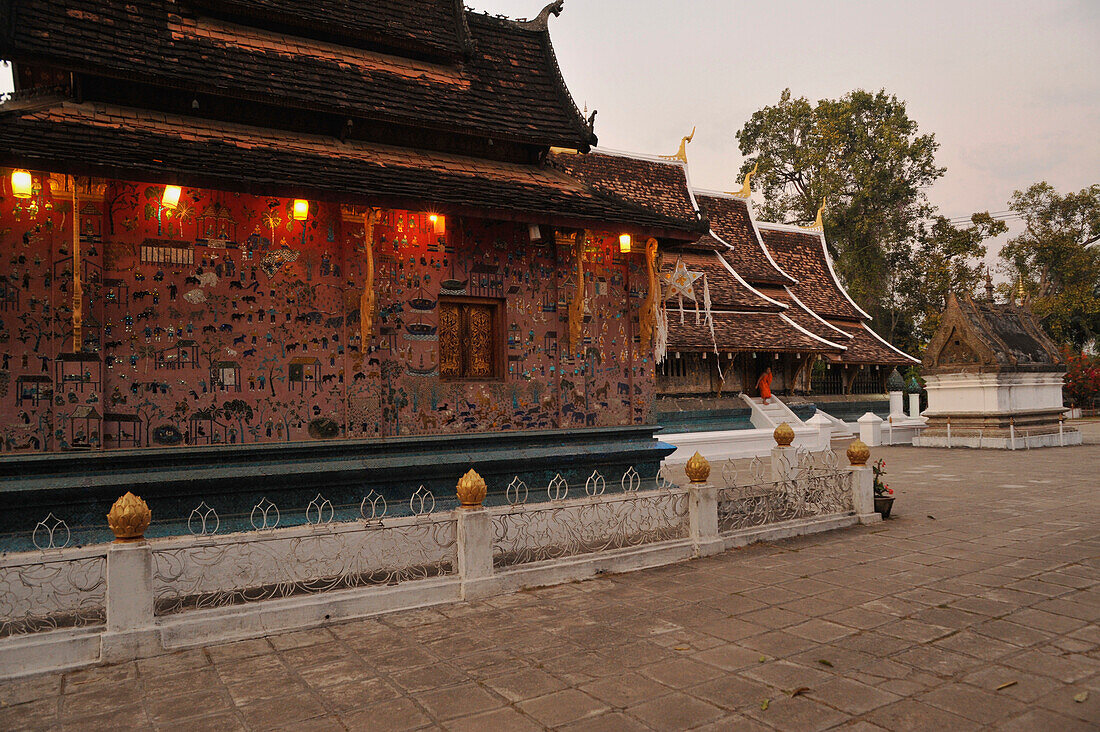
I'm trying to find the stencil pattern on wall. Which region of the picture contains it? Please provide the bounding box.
[0,177,655,452]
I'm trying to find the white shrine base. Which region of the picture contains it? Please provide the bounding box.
[915,371,1077,449]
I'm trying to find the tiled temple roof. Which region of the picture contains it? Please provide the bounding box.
[695,194,794,285]
[757,224,867,321]
[186,0,471,59]
[0,0,596,150]
[923,294,1061,374]
[549,150,705,233]
[0,100,691,232]
[668,311,844,354]
[768,289,854,344]
[827,320,919,365]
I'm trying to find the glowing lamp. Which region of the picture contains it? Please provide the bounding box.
[11,170,33,199]
[619,233,632,253]
[292,199,309,221]
[429,213,445,234]
[161,185,182,210]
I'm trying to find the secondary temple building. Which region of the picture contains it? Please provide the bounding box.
[0,0,713,527]
[914,289,1079,449]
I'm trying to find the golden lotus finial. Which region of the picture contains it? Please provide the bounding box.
[107,491,151,542]
[729,161,759,198]
[803,197,826,231]
[659,126,696,164]
[846,439,870,467]
[456,468,487,508]
[685,451,711,484]
[773,422,795,447]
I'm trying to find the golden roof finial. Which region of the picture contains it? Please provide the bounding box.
[659,126,695,163]
[728,161,759,198]
[802,197,826,231]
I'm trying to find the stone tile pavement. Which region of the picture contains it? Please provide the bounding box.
[2,433,1098,731]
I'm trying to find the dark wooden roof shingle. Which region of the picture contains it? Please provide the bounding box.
[695,194,794,285]
[0,0,595,149]
[0,100,686,231]
[758,225,866,321]
[549,150,704,232]
[668,312,843,353]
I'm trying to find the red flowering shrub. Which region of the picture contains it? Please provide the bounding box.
[1063,349,1100,407]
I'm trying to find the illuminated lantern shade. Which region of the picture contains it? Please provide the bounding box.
[618,233,632,254]
[292,199,309,221]
[429,213,445,234]
[161,185,182,210]
[11,170,33,199]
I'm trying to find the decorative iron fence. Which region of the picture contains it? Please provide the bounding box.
[151,489,456,616]
[0,545,107,637]
[1,445,868,658]
[716,447,854,533]
[490,469,690,569]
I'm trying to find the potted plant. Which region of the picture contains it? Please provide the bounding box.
[872,458,894,518]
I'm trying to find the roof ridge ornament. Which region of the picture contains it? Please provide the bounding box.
[727,161,758,198]
[659,126,695,164]
[801,197,826,231]
[523,0,565,30]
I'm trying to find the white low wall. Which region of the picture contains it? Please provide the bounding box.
[663,424,828,463]
[0,454,875,680]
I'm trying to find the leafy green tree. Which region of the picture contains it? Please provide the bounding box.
[736,89,944,327]
[889,213,1007,349]
[999,183,1100,350]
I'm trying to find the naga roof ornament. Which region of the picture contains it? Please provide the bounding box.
[801,198,826,232]
[727,162,758,198]
[659,127,696,164]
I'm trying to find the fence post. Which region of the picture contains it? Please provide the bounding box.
[845,440,880,525]
[456,470,495,599]
[101,493,160,663]
[771,423,797,482]
[686,452,723,557]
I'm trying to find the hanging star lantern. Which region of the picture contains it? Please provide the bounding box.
[660,257,705,325]
[662,258,702,301]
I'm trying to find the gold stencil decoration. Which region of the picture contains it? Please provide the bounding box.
[439,301,461,377]
[566,231,586,354]
[639,238,659,352]
[360,208,379,345]
[107,492,151,542]
[468,305,493,377]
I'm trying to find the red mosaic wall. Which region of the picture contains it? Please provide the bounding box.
[0,175,655,452]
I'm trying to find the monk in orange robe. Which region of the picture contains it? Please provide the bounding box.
[757,367,773,405]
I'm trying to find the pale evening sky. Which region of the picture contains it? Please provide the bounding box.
[3,1,1097,265]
